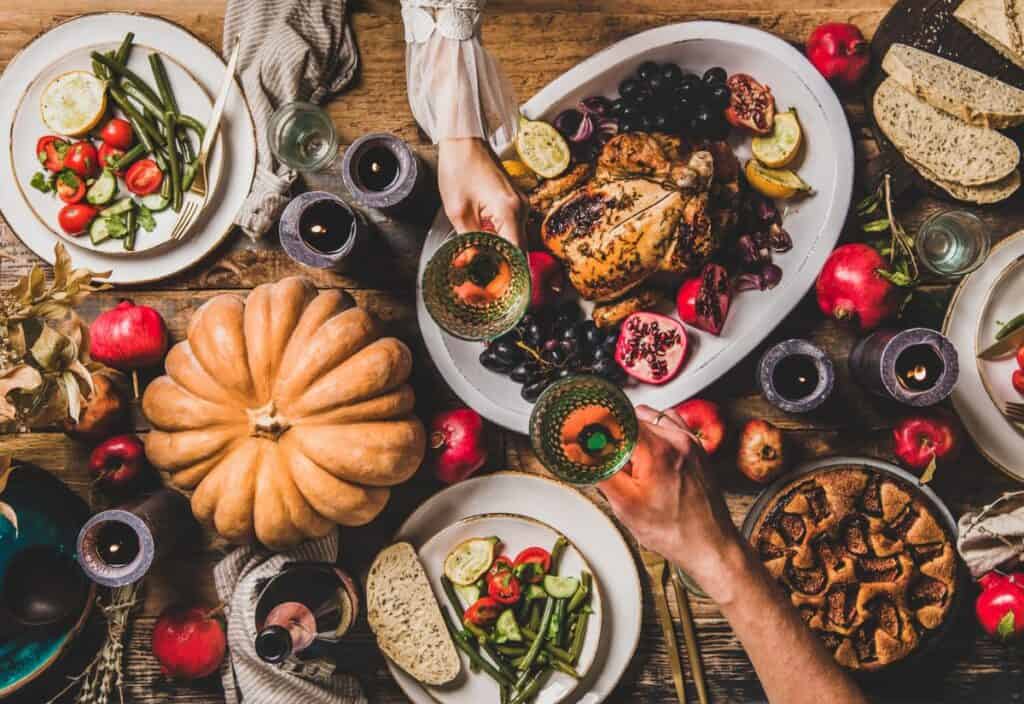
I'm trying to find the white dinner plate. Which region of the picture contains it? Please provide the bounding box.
[390,472,642,704]
[416,21,854,432]
[944,231,1024,481]
[0,13,256,283]
[417,513,602,704]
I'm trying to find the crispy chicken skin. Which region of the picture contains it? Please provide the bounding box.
[538,132,719,302]
[592,286,668,328]
[528,163,593,213]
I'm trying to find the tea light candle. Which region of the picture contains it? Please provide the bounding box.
[279,191,369,270]
[76,489,195,587]
[341,132,426,214]
[758,339,835,413]
[849,327,959,406]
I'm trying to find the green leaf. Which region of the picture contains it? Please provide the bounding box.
[863,218,891,233]
[30,172,53,193]
[877,268,914,287]
[920,456,938,484]
[137,204,157,233]
[57,169,80,189]
[104,216,128,237]
[855,193,880,215]
[997,611,1016,640]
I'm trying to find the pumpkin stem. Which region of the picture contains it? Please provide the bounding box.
[247,401,291,440]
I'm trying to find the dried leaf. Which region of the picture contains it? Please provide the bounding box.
[29,323,69,371]
[7,322,27,357]
[0,501,17,538]
[0,365,43,421]
[920,456,938,484]
[62,371,82,423]
[67,359,95,397]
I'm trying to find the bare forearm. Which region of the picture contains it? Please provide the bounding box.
[697,542,867,704]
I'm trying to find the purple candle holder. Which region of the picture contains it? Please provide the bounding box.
[279,191,369,270]
[77,489,195,587]
[758,339,835,413]
[849,327,959,407]
[341,132,427,214]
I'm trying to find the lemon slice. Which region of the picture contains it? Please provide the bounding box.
[515,116,570,179]
[745,160,812,200]
[501,159,540,191]
[752,109,803,168]
[40,71,108,136]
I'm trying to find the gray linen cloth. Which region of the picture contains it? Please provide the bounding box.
[224,0,359,239]
[957,491,1024,578]
[214,529,367,704]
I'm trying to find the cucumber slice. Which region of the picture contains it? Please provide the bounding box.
[543,574,579,599]
[100,198,134,217]
[140,194,169,212]
[89,218,111,245]
[494,609,523,644]
[454,583,481,608]
[444,537,500,586]
[86,170,118,205]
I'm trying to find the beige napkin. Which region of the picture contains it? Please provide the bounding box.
[957,491,1024,578]
[224,0,359,239]
[214,529,367,704]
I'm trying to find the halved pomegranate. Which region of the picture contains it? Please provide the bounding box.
[676,263,732,336]
[614,312,688,385]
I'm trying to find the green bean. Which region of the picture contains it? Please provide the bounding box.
[92,56,108,80]
[181,160,198,192]
[443,608,513,686]
[547,599,566,647]
[568,609,590,664]
[91,52,163,108]
[510,668,551,704]
[518,626,573,663]
[496,644,527,656]
[149,53,178,114]
[550,537,568,575]
[527,600,541,633]
[178,131,196,162]
[108,144,146,171]
[124,211,137,252]
[551,659,581,679]
[122,81,167,121]
[568,571,591,612]
[163,111,182,211]
[997,313,1024,340]
[115,33,134,66]
[176,114,207,146]
[517,598,553,677]
[108,89,165,148]
[440,605,480,673]
[500,684,509,704]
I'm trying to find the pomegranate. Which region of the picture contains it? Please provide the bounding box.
[724,74,775,134]
[62,372,126,440]
[676,263,731,336]
[429,408,487,484]
[976,572,1024,642]
[527,251,564,309]
[892,411,961,475]
[671,398,726,455]
[815,244,900,332]
[151,606,226,680]
[737,419,786,483]
[806,23,870,91]
[90,300,169,396]
[89,434,147,492]
[614,312,688,385]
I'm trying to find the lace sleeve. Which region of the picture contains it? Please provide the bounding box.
[401,0,519,148]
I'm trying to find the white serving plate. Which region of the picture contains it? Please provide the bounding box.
[945,231,1024,481]
[0,13,256,284]
[418,513,602,704]
[416,21,854,433]
[390,472,642,704]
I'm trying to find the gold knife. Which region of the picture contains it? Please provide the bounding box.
[978,325,1024,360]
[640,548,687,703]
[670,569,710,704]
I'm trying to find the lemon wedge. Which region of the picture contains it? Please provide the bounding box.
[752,109,803,168]
[745,160,812,200]
[501,159,539,191]
[40,71,108,137]
[515,117,570,179]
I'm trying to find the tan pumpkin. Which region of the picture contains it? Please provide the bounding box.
[142,277,426,549]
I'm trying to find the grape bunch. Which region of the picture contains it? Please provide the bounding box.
[479,301,627,402]
[610,61,732,139]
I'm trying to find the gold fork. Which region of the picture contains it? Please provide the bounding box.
[1004,401,1024,424]
[640,547,687,703]
[170,38,242,241]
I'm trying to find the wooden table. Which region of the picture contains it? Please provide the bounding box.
[3,1,1024,702]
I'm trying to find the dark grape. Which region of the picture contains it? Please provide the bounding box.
[693,106,717,136]
[638,114,653,132]
[619,78,641,98]
[661,63,683,85]
[543,346,567,365]
[618,102,637,118]
[677,75,704,100]
[510,362,535,383]
[592,346,610,363]
[602,334,619,355]
[542,339,560,353]
[707,83,731,110]
[651,112,671,132]
[560,325,579,342]
[591,358,619,380]
[703,66,727,85]
[637,60,660,80]
[492,340,523,365]
[610,98,628,116]
[559,339,576,356]
[646,73,665,94]
[578,321,602,348]
[480,349,511,373]
[523,320,544,348]
[556,368,574,380]
[521,379,549,402]
[676,96,696,122]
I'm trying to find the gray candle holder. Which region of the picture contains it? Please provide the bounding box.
[341,132,426,214]
[758,338,835,413]
[279,191,368,270]
[849,327,959,407]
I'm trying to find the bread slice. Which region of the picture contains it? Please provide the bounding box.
[882,43,1024,128]
[873,78,1020,185]
[909,156,1021,203]
[955,0,1024,70]
[367,542,460,686]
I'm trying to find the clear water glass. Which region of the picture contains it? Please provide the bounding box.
[267,102,339,172]
[914,210,990,278]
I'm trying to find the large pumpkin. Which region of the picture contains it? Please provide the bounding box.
[142,277,426,549]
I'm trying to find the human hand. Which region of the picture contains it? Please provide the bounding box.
[437,137,526,248]
[599,405,744,594]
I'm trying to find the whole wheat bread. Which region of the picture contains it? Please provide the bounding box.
[955,0,1024,69]
[367,542,460,686]
[909,157,1021,203]
[873,77,1020,185]
[882,43,1024,128]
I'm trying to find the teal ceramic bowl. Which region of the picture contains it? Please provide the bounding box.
[0,463,94,698]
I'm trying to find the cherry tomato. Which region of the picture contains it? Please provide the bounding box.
[486,570,522,605]
[98,143,126,173]
[487,556,513,579]
[100,118,133,150]
[63,142,99,179]
[1014,369,1024,396]
[463,596,502,627]
[513,547,551,584]
[57,203,98,235]
[1017,344,1024,370]
[36,135,69,172]
[55,170,86,204]
[125,159,164,196]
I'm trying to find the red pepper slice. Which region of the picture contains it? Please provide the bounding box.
[488,556,513,578]
[513,547,551,584]
[464,596,502,627]
[486,570,522,605]
[37,136,69,173]
[55,170,85,204]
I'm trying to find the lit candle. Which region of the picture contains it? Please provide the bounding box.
[849,328,959,406]
[341,133,428,215]
[758,339,835,413]
[278,191,369,271]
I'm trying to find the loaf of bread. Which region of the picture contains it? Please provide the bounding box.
[955,0,1024,69]
[873,77,1020,186]
[882,43,1024,128]
[367,542,461,686]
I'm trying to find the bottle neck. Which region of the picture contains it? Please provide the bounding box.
[257,602,317,662]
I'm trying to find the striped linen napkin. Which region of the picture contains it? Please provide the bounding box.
[223,0,359,239]
[214,529,367,704]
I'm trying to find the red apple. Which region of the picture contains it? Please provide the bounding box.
[89,434,146,491]
[152,606,226,680]
[737,419,786,483]
[892,412,961,475]
[671,398,726,455]
[430,408,487,484]
[527,251,564,309]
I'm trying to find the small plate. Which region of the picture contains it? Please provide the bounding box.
[418,513,602,704]
[974,254,1024,434]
